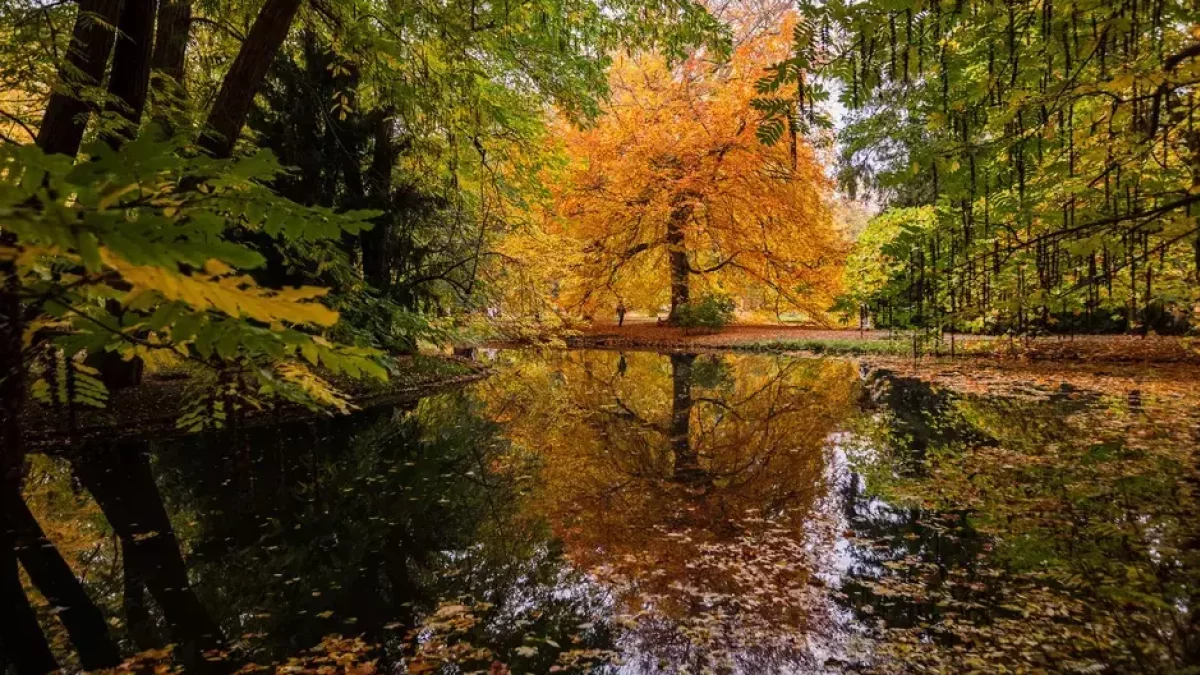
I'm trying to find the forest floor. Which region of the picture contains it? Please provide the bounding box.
[21,354,488,450]
[568,318,1200,364]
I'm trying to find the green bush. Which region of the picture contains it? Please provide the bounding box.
[674,294,736,329]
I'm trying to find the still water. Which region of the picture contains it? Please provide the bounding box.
[11,350,1200,674]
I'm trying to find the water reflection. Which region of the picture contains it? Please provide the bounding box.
[479,350,860,672]
[6,350,1200,674]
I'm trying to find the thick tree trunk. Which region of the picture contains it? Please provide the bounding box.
[361,114,398,291]
[90,0,157,388]
[72,444,230,674]
[149,0,192,135]
[36,0,122,157]
[666,205,691,323]
[103,0,158,147]
[151,0,191,82]
[0,296,55,675]
[0,288,58,675]
[199,0,302,157]
[7,491,122,670]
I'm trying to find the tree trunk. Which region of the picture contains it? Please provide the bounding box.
[103,0,158,147]
[361,113,398,291]
[666,205,691,323]
[151,0,191,82]
[88,0,157,388]
[36,0,123,158]
[0,286,53,675]
[0,283,58,675]
[7,491,122,670]
[149,0,192,135]
[72,444,230,674]
[199,0,302,158]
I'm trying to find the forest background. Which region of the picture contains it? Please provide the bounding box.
[0,0,1198,437]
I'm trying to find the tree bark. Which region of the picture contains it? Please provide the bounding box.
[361,113,398,290]
[84,0,157,389]
[199,0,303,158]
[148,0,192,135]
[151,0,191,82]
[103,0,158,147]
[666,204,691,323]
[7,491,122,670]
[36,0,123,158]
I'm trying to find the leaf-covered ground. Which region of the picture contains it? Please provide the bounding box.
[569,320,1200,363]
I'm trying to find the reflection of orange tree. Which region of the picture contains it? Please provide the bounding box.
[479,350,857,670]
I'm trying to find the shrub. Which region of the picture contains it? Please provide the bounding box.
[673,293,736,330]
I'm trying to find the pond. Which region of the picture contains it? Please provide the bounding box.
[9,349,1200,674]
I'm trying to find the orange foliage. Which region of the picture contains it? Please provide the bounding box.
[549,15,845,320]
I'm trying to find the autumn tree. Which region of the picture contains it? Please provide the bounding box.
[550,17,845,323]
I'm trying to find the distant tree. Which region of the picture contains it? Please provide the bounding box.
[551,17,845,323]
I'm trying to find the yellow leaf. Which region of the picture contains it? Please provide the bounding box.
[102,250,339,326]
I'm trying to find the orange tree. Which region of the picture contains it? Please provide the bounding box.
[548,18,846,323]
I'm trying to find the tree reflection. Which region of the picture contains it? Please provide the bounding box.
[148,393,614,673]
[71,442,230,673]
[844,368,1200,672]
[480,350,858,672]
[13,392,614,674]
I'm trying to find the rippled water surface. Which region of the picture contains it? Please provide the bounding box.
[12,350,1200,673]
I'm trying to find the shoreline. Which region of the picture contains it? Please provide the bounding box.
[557,323,1200,364]
[22,354,489,451]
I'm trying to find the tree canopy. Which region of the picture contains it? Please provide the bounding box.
[544,15,845,323]
[769,0,1200,335]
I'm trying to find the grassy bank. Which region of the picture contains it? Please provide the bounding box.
[741,336,920,356]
